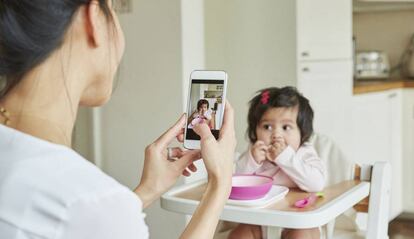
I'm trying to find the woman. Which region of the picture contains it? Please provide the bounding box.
[0,1,236,239]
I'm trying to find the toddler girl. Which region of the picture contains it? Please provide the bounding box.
[229,87,326,239]
[188,99,215,129]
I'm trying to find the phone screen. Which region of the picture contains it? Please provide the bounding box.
[186,79,225,140]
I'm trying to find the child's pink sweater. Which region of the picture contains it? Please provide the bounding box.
[235,142,326,192]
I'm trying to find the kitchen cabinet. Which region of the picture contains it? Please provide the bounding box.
[296,0,353,153]
[402,89,414,213]
[353,0,414,13]
[297,61,353,153]
[350,90,403,220]
[297,0,352,61]
[389,90,403,219]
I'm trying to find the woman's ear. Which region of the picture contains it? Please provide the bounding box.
[85,1,103,47]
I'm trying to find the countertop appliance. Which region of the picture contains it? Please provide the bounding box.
[355,51,390,80]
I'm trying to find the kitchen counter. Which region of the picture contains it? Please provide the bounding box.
[353,78,414,94]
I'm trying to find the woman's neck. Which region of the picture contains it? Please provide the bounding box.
[0,53,82,147]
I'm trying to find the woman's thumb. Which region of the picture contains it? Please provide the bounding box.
[193,123,214,141]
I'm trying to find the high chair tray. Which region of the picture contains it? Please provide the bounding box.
[227,185,289,208]
[161,179,370,229]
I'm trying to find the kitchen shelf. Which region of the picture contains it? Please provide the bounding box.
[353,0,414,13]
[353,78,414,94]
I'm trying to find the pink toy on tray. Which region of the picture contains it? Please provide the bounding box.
[229,174,273,200]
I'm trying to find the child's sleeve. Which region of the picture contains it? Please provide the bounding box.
[276,144,326,192]
[235,149,263,174]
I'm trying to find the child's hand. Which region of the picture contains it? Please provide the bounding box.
[266,136,287,162]
[251,140,267,164]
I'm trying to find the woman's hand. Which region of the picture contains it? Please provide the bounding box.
[251,140,267,165]
[135,115,201,208]
[192,101,236,187]
[180,101,236,239]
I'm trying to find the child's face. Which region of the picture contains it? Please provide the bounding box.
[198,104,208,114]
[255,106,301,151]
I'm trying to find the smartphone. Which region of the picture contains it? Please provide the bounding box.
[184,70,228,149]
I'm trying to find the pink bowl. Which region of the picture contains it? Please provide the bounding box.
[229,174,273,200]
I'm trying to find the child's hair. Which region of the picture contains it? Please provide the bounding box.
[197,99,209,110]
[247,86,314,145]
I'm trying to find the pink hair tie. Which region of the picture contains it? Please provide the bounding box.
[260,91,270,104]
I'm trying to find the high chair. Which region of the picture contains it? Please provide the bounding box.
[213,133,391,239]
[323,162,390,239]
[311,134,391,239]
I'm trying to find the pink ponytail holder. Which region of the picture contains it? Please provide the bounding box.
[260,90,270,104]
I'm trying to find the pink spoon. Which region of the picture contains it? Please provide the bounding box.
[294,192,324,208]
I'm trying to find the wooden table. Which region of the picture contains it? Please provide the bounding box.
[161,180,370,239]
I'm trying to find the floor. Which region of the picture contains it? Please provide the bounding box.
[389,214,414,239]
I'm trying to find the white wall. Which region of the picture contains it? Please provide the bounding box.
[73,107,93,160]
[181,0,208,184]
[100,1,186,238]
[204,0,297,151]
[181,0,205,109]
[403,89,414,212]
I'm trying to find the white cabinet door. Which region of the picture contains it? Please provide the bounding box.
[351,92,391,164]
[403,89,414,213]
[389,90,403,220]
[297,60,353,152]
[296,0,352,61]
[351,90,403,220]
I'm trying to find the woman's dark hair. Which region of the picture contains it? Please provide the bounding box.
[247,86,314,145]
[0,0,113,99]
[197,99,209,110]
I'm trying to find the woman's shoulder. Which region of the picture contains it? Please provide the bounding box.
[0,147,143,238]
[30,149,132,202]
[0,137,141,238]
[2,142,132,197]
[0,125,126,197]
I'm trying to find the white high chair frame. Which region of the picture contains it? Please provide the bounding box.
[255,161,392,239]
[323,162,391,239]
[161,131,392,239]
[312,133,392,239]
[160,161,391,239]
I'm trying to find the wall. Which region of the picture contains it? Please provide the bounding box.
[100,1,186,238]
[353,10,414,70]
[73,107,93,161]
[204,0,297,151]
[403,89,414,212]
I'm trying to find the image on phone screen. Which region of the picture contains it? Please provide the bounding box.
[186,79,225,140]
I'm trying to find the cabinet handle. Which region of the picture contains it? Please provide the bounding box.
[302,67,310,72]
[412,105,414,119]
[301,52,310,57]
[388,93,397,98]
